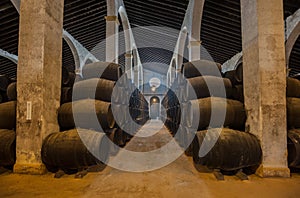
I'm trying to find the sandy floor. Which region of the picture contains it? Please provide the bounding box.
[0,121,299,198]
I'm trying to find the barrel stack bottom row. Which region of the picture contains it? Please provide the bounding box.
[0,60,300,175]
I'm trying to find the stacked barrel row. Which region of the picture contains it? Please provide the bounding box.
[0,75,17,103]
[112,73,149,139]
[0,75,17,169]
[286,77,300,170]
[163,60,262,174]
[128,88,149,129]
[161,88,180,133]
[60,67,76,105]
[42,62,126,173]
[223,61,244,103]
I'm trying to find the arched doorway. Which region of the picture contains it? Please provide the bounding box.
[150,96,160,120]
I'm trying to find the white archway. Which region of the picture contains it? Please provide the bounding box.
[10,0,99,74]
[0,49,18,64]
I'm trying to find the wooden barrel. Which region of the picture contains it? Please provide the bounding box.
[73,78,115,102]
[174,125,187,146]
[166,106,181,124]
[224,62,243,85]
[67,72,76,87]
[0,90,8,103]
[41,129,110,171]
[62,67,76,87]
[112,104,128,127]
[0,75,10,92]
[287,129,300,168]
[107,128,127,148]
[82,62,120,81]
[0,101,16,130]
[162,89,179,109]
[58,99,115,131]
[287,97,300,129]
[112,85,129,105]
[287,78,300,98]
[60,87,73,104]
[193,128,262,171]
[74,74,83,83]
[62,66,70,87]
[235,62,243,83]
[0,129,16,167]
[181,60,222,78]
[224,63,243,86]
[231,85,244,102]
[187,97,246,130]
[164,118,179,134]
[186,76,232,100]
[7,82,17,101]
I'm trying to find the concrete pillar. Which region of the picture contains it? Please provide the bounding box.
[188,0,205,61]
[125,53,132,73]
[106,15,119,63]
[241,0,290,177]
[14,0,64,174]
[188,41,202,61]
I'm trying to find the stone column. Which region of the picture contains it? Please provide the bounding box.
[106,15,119,63]
[241,0,290,177]
[188,0,205,61]
[14,0,64,174]
[188,41,201,61]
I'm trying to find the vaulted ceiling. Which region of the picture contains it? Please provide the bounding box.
[0,0,299,78]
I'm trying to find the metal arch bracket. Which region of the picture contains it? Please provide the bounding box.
[286,8,300,40]
[10,0,99,75]
[0,49,18,64]
[168,0,205,81]
[62,30,98,74]
[221,52,243,73]
[286,8,300,67]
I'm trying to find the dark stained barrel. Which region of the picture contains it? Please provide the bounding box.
[0,75,10,92]
[106,128,127,148]
[0,101,16,130]
[82,62,120,81]
[62,68,76,87]
[231,85,244,102]
[73,78,115,102]
[58,99,115,131]
[112,104,128,127]
[287,78,300,98]
[112,85,129,105]
[193,128,262,171]
[235,62,243,84]
[7,82,17,101]
[67,72,76,87]
[0,129,16,167]
[224,63,243,86]
[164,118,179,134]
[186,76,232,100]
[41,129,110,171]
[60,87,73,104]
[62,66,70,87]
[186,97,246,130]
[287,97,300,129]
[287,129,300,168]
[181,60,222,78]
[162,89,180,109]
[0,91,8,103]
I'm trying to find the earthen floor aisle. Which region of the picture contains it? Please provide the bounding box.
[0,120,299,198]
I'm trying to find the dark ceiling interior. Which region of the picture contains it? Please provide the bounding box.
[0,0,299,78]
